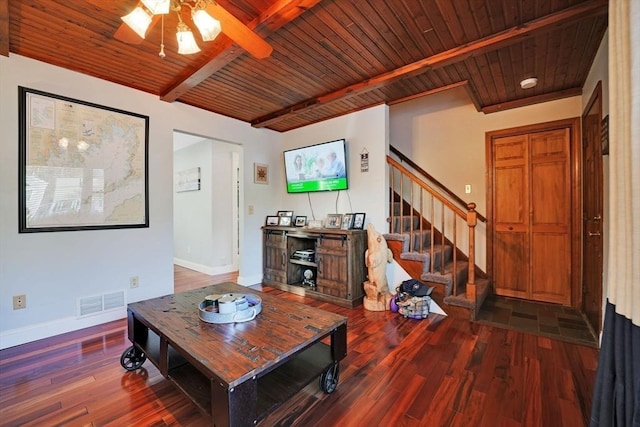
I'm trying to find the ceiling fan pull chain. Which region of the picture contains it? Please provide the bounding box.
[159,15,166,58]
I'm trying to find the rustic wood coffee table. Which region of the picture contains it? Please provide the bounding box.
[120,283,347,426]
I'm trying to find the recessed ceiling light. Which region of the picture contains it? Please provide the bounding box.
[520,77,538,89]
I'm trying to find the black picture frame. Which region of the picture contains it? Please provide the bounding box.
[18,86,149,233]
[352,213,366,229]
[266,215,279,226]
[277,210,294,217]
[294,216,307,227]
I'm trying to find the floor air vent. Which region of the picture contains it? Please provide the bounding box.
[78,291,125,317]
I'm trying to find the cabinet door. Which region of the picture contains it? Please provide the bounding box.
[264,231,286,283]
[316,237,348,298]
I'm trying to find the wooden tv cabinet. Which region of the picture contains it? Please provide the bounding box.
[262,226,367,308]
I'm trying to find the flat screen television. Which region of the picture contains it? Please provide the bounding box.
[284,139,348,193]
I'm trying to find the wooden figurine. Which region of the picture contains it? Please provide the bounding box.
[363,223,393,311]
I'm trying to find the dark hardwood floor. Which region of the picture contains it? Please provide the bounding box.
[0,267,599,426]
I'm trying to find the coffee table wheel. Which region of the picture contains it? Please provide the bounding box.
[120,345,147,371]
[320,362,340,394]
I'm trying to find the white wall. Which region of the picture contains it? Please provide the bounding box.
[0,54,281,349]
[389,88,582,270]
[281,105,390,232]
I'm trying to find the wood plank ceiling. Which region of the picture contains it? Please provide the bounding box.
[5,0,608,132]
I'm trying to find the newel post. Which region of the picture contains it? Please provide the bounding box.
[466,203,477,302]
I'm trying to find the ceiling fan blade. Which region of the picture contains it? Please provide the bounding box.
[204,3,273,59]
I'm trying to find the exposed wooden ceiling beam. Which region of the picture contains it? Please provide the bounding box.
[161,0,321,102]
[0,0,9,57]
[482,87,583,114]
[251,0,607,129]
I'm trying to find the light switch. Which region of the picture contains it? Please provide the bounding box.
[248,205,254,215]
[465,184,472,194]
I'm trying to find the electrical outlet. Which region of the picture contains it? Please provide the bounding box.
[130,276,139,288]
[13,294,26,310]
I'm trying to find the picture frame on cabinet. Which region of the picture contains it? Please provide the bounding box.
[278,216,292,226]
[352,213,366,229]
[341,213,354,230]
[266,216,279,226]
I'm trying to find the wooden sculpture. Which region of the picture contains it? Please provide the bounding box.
[363,223,393,311]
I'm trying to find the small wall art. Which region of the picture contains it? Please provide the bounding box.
[175,167,201,192]
[254,163,269,184]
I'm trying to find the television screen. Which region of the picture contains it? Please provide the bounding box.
[284,139,348,193]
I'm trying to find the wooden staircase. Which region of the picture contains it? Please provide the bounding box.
[385,153,491,320]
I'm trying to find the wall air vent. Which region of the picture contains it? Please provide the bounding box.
[78,290,126,318]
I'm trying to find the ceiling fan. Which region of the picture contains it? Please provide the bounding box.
[115,0,272,59]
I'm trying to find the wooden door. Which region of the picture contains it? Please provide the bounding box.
[489,121,576,305]
[582,82,604,334]
[493,135,530,299]
[529,129,571,305]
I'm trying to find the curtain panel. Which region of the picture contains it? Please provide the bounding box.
[590,1,640,426]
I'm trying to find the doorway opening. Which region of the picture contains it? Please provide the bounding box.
[172,131,242,289]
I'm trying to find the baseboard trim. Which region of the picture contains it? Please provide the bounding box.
[0,308,126,350]
[173,258,236,276]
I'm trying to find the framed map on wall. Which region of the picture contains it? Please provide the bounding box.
[18,86,150,233]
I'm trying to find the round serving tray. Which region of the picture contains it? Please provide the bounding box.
[198,293,262,324]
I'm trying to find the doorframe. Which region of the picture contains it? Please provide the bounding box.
[581,81,604,332]
[485,117,582,307]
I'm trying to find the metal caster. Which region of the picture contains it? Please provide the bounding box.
[120,345,147,371]
[319,363,339,394]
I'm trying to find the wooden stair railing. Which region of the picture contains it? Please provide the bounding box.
[387,155,479,305]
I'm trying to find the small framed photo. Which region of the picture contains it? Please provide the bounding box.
[295,216,307,227]
[352,213,366,229]
[341,213,354,230]
[277,210,294,217]
[278,216,292,226]
[266,216,279,226]
[254,163,268,184]
[326,214,342,229]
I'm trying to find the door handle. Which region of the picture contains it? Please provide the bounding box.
[588,232,601,236]
[593,215,602,221]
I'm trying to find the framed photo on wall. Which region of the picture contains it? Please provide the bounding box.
[18,86,149,233]
[254,163,268,184]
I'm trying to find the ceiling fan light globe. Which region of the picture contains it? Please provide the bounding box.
[192,9,222,41]
[121,7,152,39]
[141,0,171,15]
[176,22,201,54]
